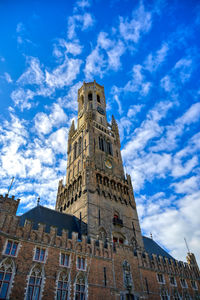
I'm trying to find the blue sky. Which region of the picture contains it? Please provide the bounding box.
[0,0,200,264]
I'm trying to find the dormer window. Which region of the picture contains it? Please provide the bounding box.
[88,93,92,101]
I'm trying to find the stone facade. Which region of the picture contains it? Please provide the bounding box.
[0,81,199,299]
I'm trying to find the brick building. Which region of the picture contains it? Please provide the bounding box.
[0,81,199,299]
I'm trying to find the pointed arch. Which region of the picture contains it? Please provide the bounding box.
[98,227,107,242]
[25,263,45,300]
[0,257,15,299]
[56,270,70,300]
[74,272,87,300]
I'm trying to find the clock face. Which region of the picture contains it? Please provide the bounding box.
[105,159,112,169]
[97,106,105,115]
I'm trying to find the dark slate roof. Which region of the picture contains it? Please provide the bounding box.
[19,205,87,238]
[19,205,173,259]
[143,236,174,260]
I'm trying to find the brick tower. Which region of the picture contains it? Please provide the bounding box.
[56,80,144,249]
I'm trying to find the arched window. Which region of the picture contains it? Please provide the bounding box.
[74,142,77,160]
[56,271,70,300]
[97,94,100,103]
[107,141,113,156]
[88,93,92,101]
[0,257,15,299]
[98,137,104,151]
[78,137,82,155]
[25,264,44,300]
[75,273,87,300]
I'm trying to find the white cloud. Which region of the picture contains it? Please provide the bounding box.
[160,75,174,92]
[48,127,68,154]
[17,57,44,85]
[34,113,52,135]
[151,102,200,152]
[4,72,13,83]
[67,13,94,39]
[84,47,106,79]
[107,40,125,70]
[11,88,35,110]
[171,176,199,194]
[144,43,169,72]
[119,2,152,43]
[127,104,144,118]
[45,56,82,88]
[54,39,83,57]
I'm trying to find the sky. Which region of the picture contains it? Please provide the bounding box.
[0,0,200,265]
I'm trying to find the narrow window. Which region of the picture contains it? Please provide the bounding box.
[60,253,70,267]
[77,257,86,270]
[74,142,77,160]
[97,94,100,103]
[191,280,197,289]
[145,277,149,294]
[170,276,176,285]
[88,93,92,101]
[98,209,101,226]
[4,240,19,257]
[78,137,82,155]
[157,273,164,283]
[34,248,46,262]
[103,267,107,286]
[132,222,136,236]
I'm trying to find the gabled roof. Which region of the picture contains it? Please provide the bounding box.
[143,236,174,260]
[19,205,87,238]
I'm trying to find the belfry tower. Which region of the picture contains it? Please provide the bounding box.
[56,81,144,249]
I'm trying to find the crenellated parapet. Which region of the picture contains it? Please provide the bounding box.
[0,207,111,261]
[135,248,200,280]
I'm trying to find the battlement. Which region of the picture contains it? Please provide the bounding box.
[0,194,20,215]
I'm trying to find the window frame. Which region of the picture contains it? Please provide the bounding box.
[0,258,15,300]
[60,253,70,268]
[77,256,86,271]
[157,273,165,284]
[191,280,198,290]
[33,247,47,263]
[3,240,20,257]
[180,278,188,288]
[169,276,177,286]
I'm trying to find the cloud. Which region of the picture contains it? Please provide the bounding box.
[45,56,82,88]
[11,88,35,110]
[47,127,68,154]
[151,102,200,152]
[127,104,144,118]
[34,113,52,135]
[119,2,152,43]
[171,176,199,194]
[34,103,68,135]
[4,72,13,83]
[67,13,95,39]
[17,57,44,85]
[84,32,125,79]
[53,39,82,57]
[144,43,169,72]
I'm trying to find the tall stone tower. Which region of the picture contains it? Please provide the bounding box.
[56,81,144,249]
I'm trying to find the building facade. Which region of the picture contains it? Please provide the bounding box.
[0,81,199,299]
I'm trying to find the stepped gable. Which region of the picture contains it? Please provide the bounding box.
[19,205,87,237]
[143,236,174,260]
